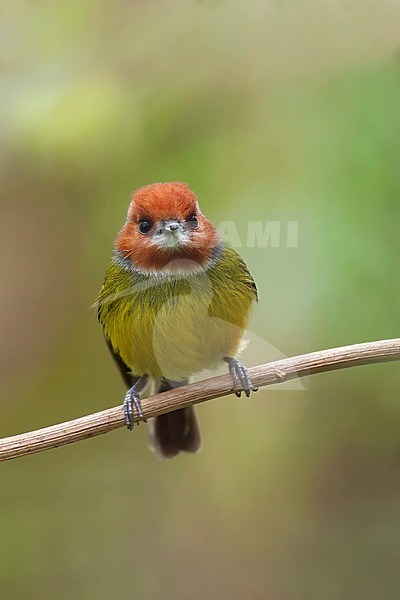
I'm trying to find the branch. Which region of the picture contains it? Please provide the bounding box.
[1,338,399,463]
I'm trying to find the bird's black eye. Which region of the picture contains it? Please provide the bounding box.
[138,218,152,234]
[188,213,199,228]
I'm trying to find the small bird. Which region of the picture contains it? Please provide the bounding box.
[95,182,257,459]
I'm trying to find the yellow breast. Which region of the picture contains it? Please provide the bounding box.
[97,245,257,381]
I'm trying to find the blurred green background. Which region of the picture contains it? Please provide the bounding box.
[1,1,399,598]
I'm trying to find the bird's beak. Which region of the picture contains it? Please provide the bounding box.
[163,220,183,233]
[153,220,189,249]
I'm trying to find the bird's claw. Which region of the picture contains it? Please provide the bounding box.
[224,357,258,398]
[124,388,146,431]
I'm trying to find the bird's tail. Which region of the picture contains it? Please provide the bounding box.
[148,380,201,460]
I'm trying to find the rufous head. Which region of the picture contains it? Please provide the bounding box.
[115,182,221,274]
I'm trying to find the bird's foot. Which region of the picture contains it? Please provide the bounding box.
[224,357,258,398]
[124,384,147,430]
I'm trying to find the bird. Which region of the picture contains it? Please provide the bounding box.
[95,182,258,459]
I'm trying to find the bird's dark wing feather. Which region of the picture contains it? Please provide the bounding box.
[105,338,138,390]
[237,254,258,302]
[246,270,258,301]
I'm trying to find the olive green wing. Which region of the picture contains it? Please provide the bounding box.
[95,264,139,391]
[242,260,258,302]
[223,245,258,302]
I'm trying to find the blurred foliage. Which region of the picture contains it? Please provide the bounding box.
[0,1,399,599]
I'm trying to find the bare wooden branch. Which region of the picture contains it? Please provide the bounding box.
[1,338,399,462]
